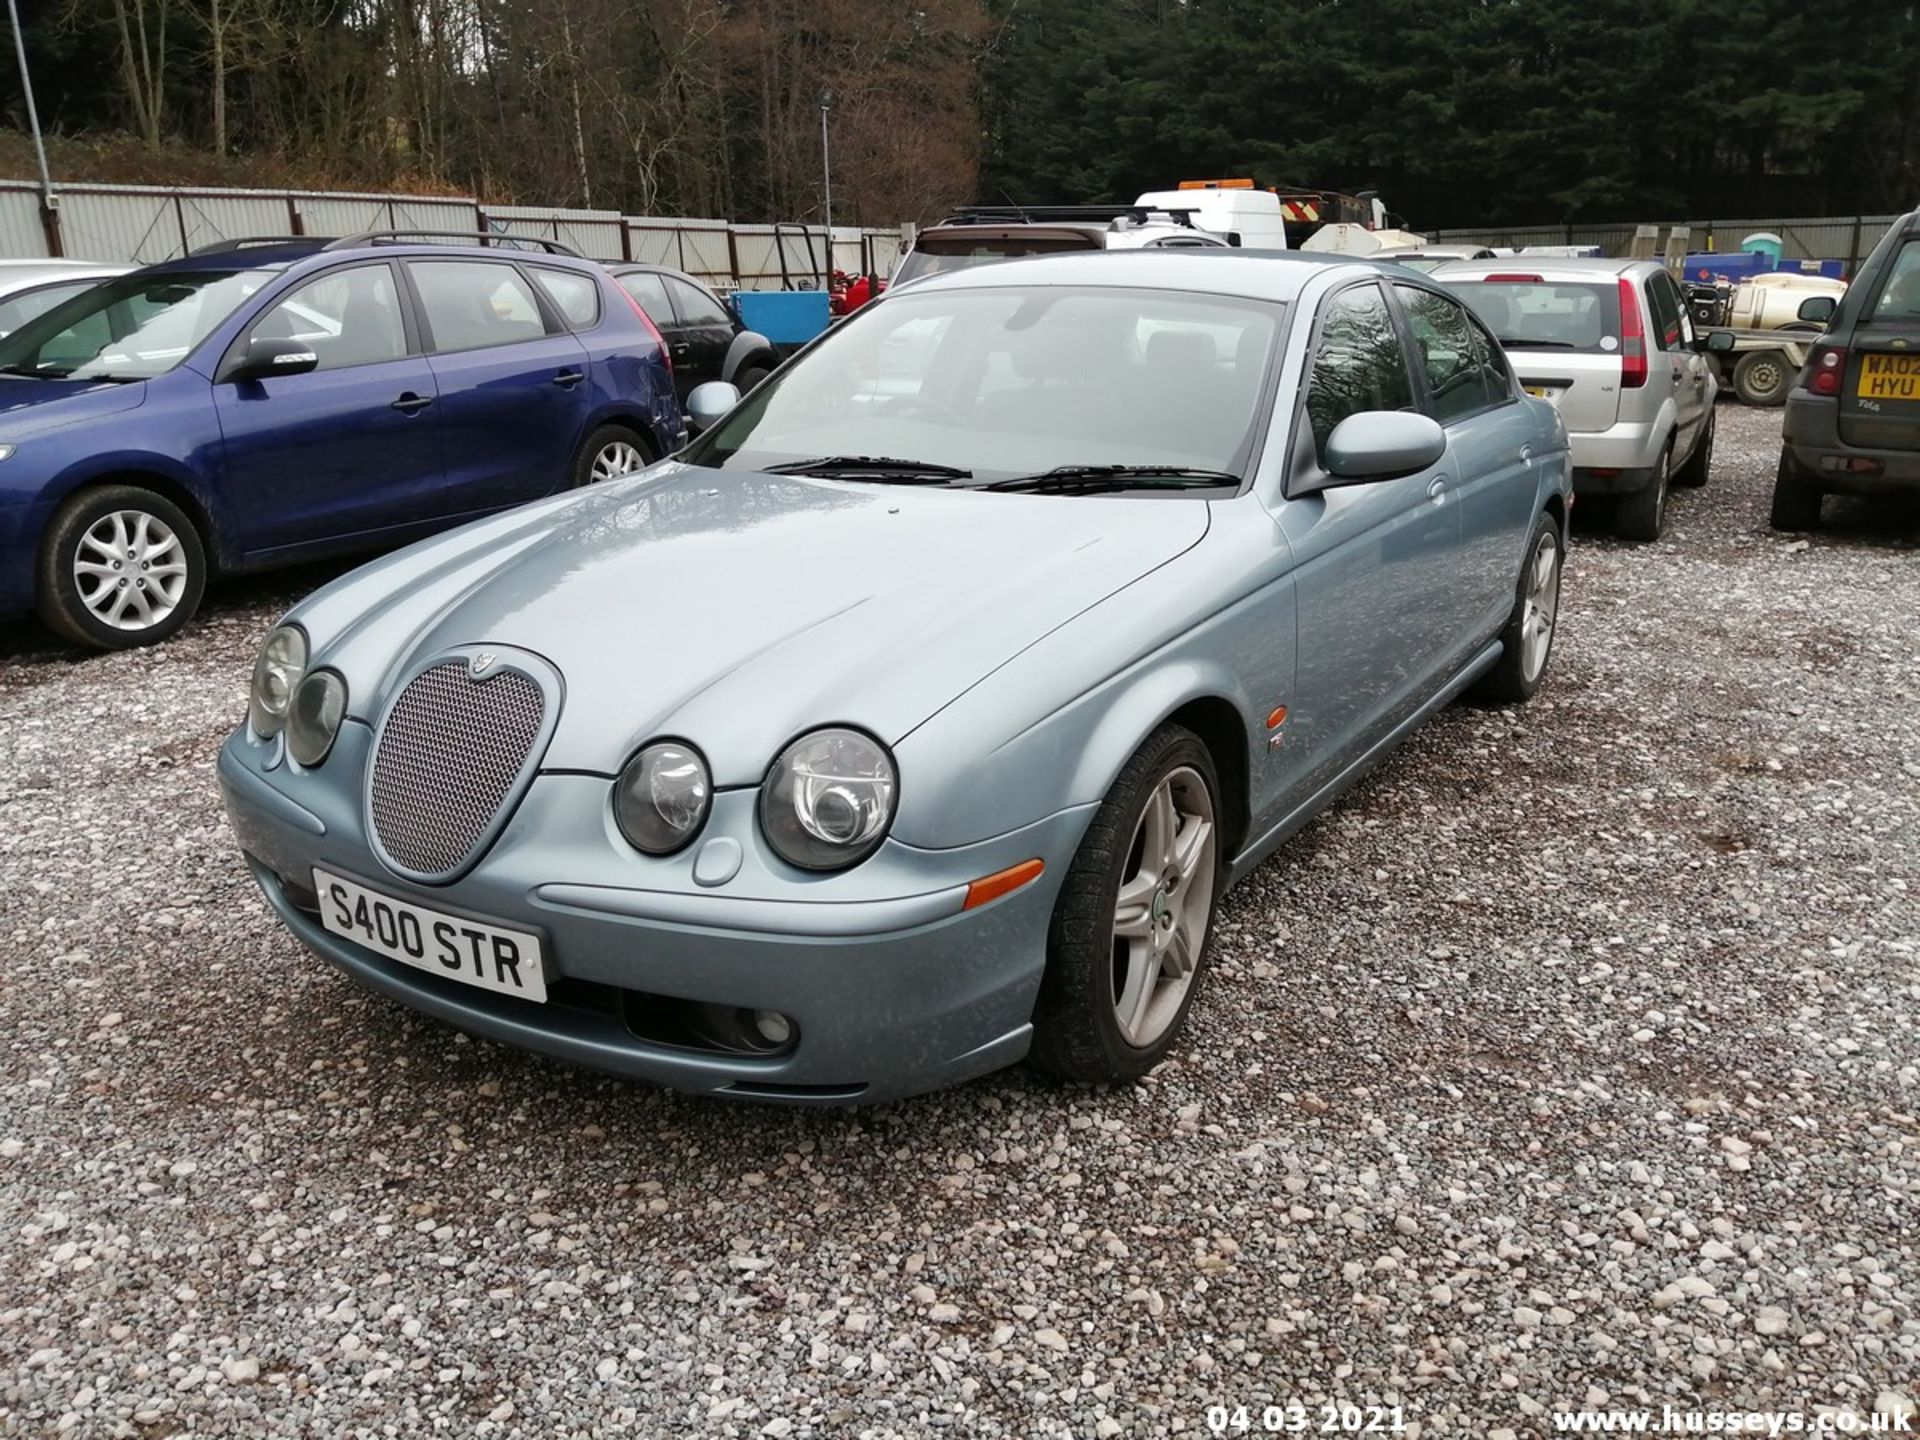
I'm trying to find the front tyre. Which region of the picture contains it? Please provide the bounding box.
[1732,350,1792,407]
[36,485,207,650]
[1029,725,1222,1084]
[572,424,651,488]
[1468,510,1563,706]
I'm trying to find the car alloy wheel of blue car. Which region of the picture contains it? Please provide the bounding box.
[219,249,1574,1104]
[0,233,683,649]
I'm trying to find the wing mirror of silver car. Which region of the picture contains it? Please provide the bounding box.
[686,380,742,434]
[1312,411,1448,487]
[1796,295,1837,326]
[1703,329,1737,354]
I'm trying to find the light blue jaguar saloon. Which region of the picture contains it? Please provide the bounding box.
[219,251,1572,1104]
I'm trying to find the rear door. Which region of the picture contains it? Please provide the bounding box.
[406,258,594,509]
[614,270,694,400]
[213,261,447,555]
[1451,275,1626,435]
[1840,234,1920,450]
[664,277,737,391]
[1645,268,1707,456]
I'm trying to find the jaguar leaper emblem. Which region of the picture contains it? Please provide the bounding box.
[469,651,499,678]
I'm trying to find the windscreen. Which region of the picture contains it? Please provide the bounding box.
[1452,280,1623,354]
[0,268,275,381]
[690,285,1283,483]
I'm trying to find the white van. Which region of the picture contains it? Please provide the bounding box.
[1134,185,1290,250]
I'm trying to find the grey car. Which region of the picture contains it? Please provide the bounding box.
[1433,257,1718,541]
[1774,206,1920,530]
[0,259,127,338]
[218,251,1572,1104]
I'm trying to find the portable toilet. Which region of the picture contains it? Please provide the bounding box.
[1741,232,1786,265]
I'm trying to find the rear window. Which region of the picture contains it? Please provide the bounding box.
[894,233,1099,286]
[1452,281,1623,355]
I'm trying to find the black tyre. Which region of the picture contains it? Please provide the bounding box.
[734,365,773,393]
[1732,349,1792,407]
[1029,724,1223,1084]
[1769,449,1823,532]
[571,424,652,488]
[36,485,207,650]
[1467,510,1563,706]
[1614,442,1673,543]
[1673,407,1714,489]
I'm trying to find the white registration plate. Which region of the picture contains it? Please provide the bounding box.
[313,868,548,1003]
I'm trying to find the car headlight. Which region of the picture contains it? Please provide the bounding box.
[761,728,896,871]
[286,669,347,768]
[614,741,712,855]
[248,624,308,738]
[0,444,15,462]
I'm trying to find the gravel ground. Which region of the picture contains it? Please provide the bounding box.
[1,402,1917,1439]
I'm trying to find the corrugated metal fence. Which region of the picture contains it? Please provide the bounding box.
[0,180,907,290]
[1428,214,1897,271]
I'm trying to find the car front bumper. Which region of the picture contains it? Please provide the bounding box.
[218,723,1092,1105]
[1783,392,1920,495]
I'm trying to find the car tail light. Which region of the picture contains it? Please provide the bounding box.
[1804,344,1848,397]
[1618,277,1647,389]
[621,286,673,380]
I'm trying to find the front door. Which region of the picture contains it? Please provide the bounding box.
[214,261,446,557]
[1646,269,1708,458]
[1274,280,1466,796]
[406,258,595,509]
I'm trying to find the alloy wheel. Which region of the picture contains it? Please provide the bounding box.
[73,509,189,632]
[590,440,646,483]
[1520,530,1561,683]
[1110,766,1217,1047]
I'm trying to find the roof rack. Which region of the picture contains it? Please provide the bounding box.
[188,236,331,256]
[936,204,1201,231]
[324,230,583,257]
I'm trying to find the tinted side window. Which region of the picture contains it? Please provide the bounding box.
[248,264,406,371]
[1868,239,1920,321]
[531,266,601,328]
[667,278,732,328]
[1305,283,1414,459]
[409,261,547,353]
[1644,272,1684,351]
[616,272,674,326]
[1394,284,1503,422]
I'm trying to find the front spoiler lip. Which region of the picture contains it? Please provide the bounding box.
[531,879,968,936]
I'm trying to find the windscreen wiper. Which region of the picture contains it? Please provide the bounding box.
[0,363,62,379]
[764,454,972,482]
[983,464,1241,494]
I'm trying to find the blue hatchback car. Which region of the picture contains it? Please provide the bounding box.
[0,233,683,648]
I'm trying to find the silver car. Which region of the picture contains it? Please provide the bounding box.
[219,251,1572,1104]
[0,260,127,339]
[1432,257,1718,541]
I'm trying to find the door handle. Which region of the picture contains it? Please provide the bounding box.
[390,392,432,414]
[1427,475,1449,504]
[552,369,585,387]
[671,343,691,355]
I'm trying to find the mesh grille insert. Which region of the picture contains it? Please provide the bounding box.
[368,662,547,878]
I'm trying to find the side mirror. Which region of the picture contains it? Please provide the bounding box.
[1796,295,1837,326]
[1704,329,1736,354]
[1319,411,1447,484]
[226,336,319,383]
[685,380,741,433]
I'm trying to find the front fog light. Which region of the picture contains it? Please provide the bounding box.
[761,727,897,871]
[615,741,711,854]
[286,669,347,767]
[248,624,308,737]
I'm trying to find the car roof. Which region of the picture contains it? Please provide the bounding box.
[1432,256,1657,281]
[892,247,1383,301]
[142,236,603,278]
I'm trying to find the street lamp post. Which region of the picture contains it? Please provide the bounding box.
[5,0,59,254]
[817,90,833,285]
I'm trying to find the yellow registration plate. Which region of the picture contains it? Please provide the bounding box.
[1858,352,1920,401]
